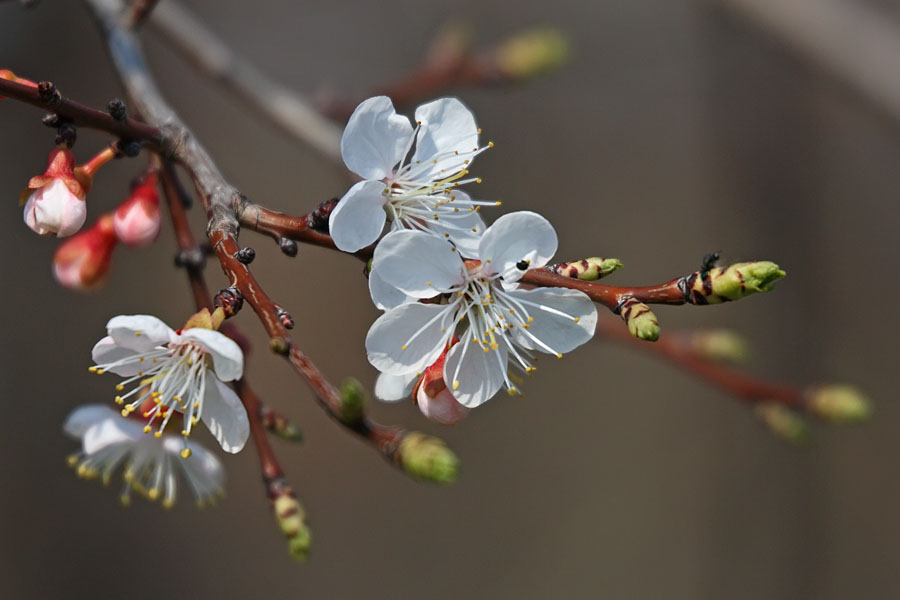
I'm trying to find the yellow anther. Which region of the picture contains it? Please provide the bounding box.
[147,488,160,500]
[477,128,482,134]
[139,357,144,362]
[66,455,79,467]
[426,282,432,286]
[556,353,563,359]
[88,366,98,373]
[154,432,162,439]
[574,317,580,323]
[490,342,499,351]
[114,396,123,404]
[119,495,131,507]
[527,317,534,322]
[115,384,124,391]
[134,331,141,336]
[180,448,192,459]
[494,201,502,206]
[143,425,151,433]
[476,178,483,184]
[120,409,129,417]
[181,429,190,437]
[401,344,408,350]
[162,498,174,510]
[95,369,105,375]
[453,380,460,391]
[488,141,494,148]
[507,387,517,396]
[433,159,438,164]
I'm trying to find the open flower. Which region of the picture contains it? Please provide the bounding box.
[21,148,87,237]
[64,404,225,508]
[366,211,598,407]
[90,309,249,454]
[329,96,497,254]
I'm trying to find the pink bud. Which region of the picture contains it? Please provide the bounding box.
[21,148,88,238]
[53,214,117,291]
[113,174,161,247]
[414,337,469,425]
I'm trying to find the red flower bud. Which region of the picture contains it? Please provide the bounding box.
[113,174,161,247]
[21,148,88,237]
[53,214,117,291]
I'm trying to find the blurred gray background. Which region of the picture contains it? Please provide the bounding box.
[2,1,899,598]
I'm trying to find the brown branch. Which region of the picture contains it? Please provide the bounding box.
[0,77,163,146]
[595,319,803,406]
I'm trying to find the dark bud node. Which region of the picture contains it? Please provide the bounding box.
[276,305,295,330]
[37,81,61,105]
[115,139,142,158]
[700,251,720,273]
[516,260,529,270]
[214,286,244,318]
[106,98,127,121]
[54,122,77,148]
[235,247,256,264]
[306,197,339,232]
[279,237,298,257]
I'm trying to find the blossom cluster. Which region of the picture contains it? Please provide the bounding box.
[47,95,597,509]
[331,97,598,424]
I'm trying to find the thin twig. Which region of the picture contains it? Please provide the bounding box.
[148,0,342,161]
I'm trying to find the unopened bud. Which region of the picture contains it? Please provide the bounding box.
[271,483,311,562]
[106,98,127,121]
[619,298,659,342]
[235,246,256,264]
[806,385,872,424]
[398,432,459,484]
[684,261,786,304]
[113,173,160,247]
[339,378,366,424]
[689,329,749,363]
[261,405,303,442]
[495,28,570,80]
[21,147,87,237]
[755,403,810,444]
[279,237,298,257]
[53,214,117,291]
[549,257,622,281]
[306,197,338,232]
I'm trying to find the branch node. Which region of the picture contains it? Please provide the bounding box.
[275,305,294,330]
[106,98,127,121]
[115,139,142,158]
[268,336,291,356]
[278,237,298,257]
[37,81,61,105]
[54,122,77,148]
[235,246,256,264]
[214,286,244,318]
[306,197,338,232]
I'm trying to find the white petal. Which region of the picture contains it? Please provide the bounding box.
[443,335,508,408]
[373,230,465,297]
[366,302,450,375]
[63,404,118,439]
[329,180,388,252]
[505,287,598,354]
[163,436,226,491]
[106,315,177,353]
[374,372,418,402]
[411,98,479,180]
[82,417,142,454]
[91,336,143,376]
[341,96,414,180]
[428,192,485,258]
[369,268,414,310]
[180,328,244,382]
[478,211,558,283]
[201,377,250,454]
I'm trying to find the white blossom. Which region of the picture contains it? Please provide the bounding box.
[64,404,225,508]
[90,313,249,454]
[329,96,497,254]
[365,212,598,407]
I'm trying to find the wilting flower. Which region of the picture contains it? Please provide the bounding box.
[90,309,249,453]
[366,211,597,407]
[375,339,470,425]
[113,173,161,247]
[53,214,118,291]
[21,148,87,237]
[64,404,225,508]
[329,96,497,254]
